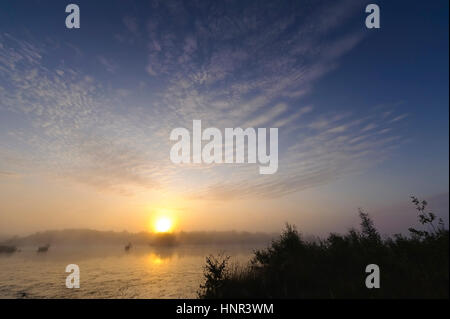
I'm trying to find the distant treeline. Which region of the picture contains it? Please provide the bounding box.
[1,229,276,247]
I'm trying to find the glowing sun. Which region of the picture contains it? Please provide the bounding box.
[154,217,173,233]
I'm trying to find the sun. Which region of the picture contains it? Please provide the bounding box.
[154,217,173,233]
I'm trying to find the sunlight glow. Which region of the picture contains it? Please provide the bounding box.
[154,217,173,233]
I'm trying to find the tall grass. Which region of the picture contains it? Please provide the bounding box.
[198,197,449,298]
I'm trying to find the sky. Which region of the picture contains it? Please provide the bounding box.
[0,0,448,236]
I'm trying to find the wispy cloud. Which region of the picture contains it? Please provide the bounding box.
[97,56,118,74]
[0,0,409,199]
[0,170,20,179]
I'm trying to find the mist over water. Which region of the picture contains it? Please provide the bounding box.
[0,245,259,298]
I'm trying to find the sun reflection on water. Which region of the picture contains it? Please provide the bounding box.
[146,252,174,266]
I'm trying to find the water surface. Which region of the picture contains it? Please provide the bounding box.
[0,244,259,298]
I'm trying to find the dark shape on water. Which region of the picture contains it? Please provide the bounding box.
[125,242,132,251]
[151,233,178,247]
[0,245,17,254]
[18,291,28,299]
[37,244,50,253]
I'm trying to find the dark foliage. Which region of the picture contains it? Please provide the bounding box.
[0,245,17,254]
[199,197,449,298]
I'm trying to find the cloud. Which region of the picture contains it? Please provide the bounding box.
[390,113,409,123]
[0,170,20,179]
[0,1,408,200]
[273,106,313,128]
[123,16,139,35]
[0,33,169,194]
[245,103,288,127]
[97,56,118,73]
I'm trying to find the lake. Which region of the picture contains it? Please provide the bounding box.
[0,244,260,299]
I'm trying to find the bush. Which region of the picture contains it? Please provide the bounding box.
[0,245,17,254]
[198,197,449,299]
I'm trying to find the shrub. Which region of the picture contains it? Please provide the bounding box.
[199,197,449,299]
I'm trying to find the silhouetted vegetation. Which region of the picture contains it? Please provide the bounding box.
[199,197,449,298]
[0,245,17,254]
[2,229,274,247]
[37,244,50,253]
[151,233,178,246]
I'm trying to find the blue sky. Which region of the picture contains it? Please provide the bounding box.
[0,0,448,234]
